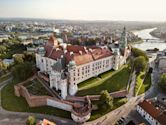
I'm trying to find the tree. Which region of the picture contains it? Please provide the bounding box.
[0,61,8,72]
[134,56,147,73]
[131,48,149,61]
[13,54,24,64]
[98,90,113,111]
[158,74,166,92]
[26,116,36,125]
[12,62,33,81]
[23,52,35,62]
[0,45,7,54]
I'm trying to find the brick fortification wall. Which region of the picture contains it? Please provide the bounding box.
[14,85,72,111]
[14,85,49,107]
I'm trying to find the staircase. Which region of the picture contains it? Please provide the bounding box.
[36,76,62,99]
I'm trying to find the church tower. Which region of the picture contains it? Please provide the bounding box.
[119,27,127,55]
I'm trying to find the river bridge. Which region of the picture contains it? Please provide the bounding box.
[142,38,158,42]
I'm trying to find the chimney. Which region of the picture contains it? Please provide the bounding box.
[64,50,67,54]
[89,49,93,52]
[56,48,60,51]
[70,51,74,56]
[79,51,83,55]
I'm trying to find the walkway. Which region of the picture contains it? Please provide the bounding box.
[127,71,136,98]
[67,90,128,102]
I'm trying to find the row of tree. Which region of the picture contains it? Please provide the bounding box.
[131,48,149,74]
[158,74,166,92]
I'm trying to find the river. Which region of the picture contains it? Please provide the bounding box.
[132,28,166,51]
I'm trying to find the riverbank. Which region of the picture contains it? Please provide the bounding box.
[150,29,166,40]
[132,28,166,51]
[129,40,144,45]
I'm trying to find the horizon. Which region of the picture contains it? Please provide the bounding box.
[0,17,166,23]
[0,0,166,22]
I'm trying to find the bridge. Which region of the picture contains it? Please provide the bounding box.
[142,38,158,42]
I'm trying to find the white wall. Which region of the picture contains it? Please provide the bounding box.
[69,56,114,85]
[137,105,159,125]
[47,99,72,112]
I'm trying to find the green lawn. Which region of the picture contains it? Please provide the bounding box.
[1,80,70,118]
[77,65,131,96]
[138,72,151,95]
[90,98,127,121]
[24,79,51,96]
[135,72,145,96]
[0,73,12,84]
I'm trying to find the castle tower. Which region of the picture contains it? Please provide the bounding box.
[119,27,127,55]
[68,61,78,96]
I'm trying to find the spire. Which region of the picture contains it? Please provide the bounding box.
[119,27,127,50]
[123,27,126,33]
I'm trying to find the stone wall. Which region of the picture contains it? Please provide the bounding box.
[47,99,72,112]
[15,85,49,107]
[14,85,72,111]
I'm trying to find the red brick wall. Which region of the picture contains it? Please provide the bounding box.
[14,85,50,107]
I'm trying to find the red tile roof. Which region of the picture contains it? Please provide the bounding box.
[43,36,113,66]
[42,119,56,125]
[156,112,166,125]
[138,100,161,119]
[90,48,112,60]
[73,53,94,65]
[47,35,59,47]
[67,45,86,53]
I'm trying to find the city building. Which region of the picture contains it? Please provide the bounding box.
[137,99,166,125]
[155,49,166,74]
[36,28,130,99]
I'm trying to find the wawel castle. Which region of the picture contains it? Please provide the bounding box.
[36,27,130,99]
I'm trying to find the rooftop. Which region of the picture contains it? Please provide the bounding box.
[138,100,166,124]
[43,35,112,66]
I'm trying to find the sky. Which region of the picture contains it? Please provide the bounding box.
[0,0,166,21]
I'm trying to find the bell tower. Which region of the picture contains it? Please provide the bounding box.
[119,27,127,53]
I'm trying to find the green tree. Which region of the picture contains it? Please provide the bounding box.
[12,62,33,81]
[23,52,35,62]
[26,116,36,125]
[158,74,166,92]
[13,54,24,64]
[98,90,113,111]
[134,56,147,73]
[132,47,149,61]
[0,61,8,72]
[0,46,7,54]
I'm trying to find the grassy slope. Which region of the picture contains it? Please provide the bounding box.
[134,72,145,96]
[90,98,127,121]
[138,72,151,95]
[77,65,130,96]
[1,79,70,118]
[0,73,11,84]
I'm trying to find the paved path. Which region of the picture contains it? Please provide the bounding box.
[85,96,145,125]
[127,71,136,99]
[0,77,76,125]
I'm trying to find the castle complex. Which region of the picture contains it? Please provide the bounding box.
[36,27,130,99]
